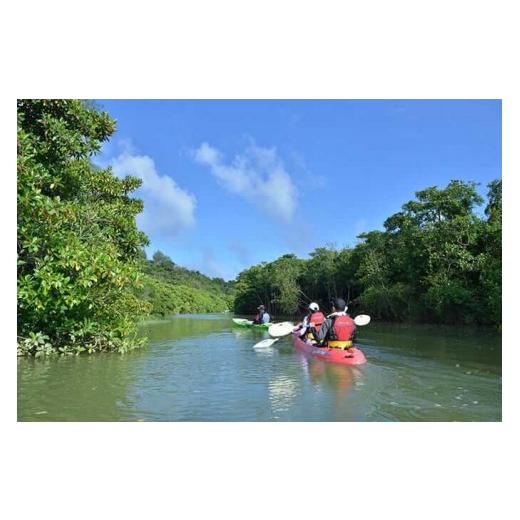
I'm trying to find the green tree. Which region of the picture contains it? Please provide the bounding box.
[484,179,502,223]
[267,254,303,314]
[17,100,150,355]
[477,180,502,324]
[140,250,234,315]
[355,231,411,320]
[144,250,235,296]
[233,178,501,328]
[234,263,271,314]
[301,247,340,303]
[401,180,484,225]
[375,180,490,323]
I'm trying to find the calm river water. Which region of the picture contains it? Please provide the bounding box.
[17,313,502,421]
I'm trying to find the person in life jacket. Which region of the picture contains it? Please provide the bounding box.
[252,304,271,324]
[309,297,356,357]
[293,302,326,340]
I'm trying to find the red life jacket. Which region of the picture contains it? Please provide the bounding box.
[309,311,325,329]
[329,314,355,341]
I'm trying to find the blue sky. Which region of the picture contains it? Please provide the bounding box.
[95,100,501,280]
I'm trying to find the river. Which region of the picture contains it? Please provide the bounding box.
[17,313,502,421]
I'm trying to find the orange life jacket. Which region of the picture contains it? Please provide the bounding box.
[309,311,325,329]
[327,314,355,348]
[305,311,325,341]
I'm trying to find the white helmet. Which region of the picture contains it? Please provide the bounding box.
[309,302,319,311]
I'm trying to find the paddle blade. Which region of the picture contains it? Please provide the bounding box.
[354,314,371,326]
[253,338,279,349]
[268,322,295,337]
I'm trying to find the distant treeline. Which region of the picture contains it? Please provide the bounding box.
[234,179,501,327]
[140,251,235,316]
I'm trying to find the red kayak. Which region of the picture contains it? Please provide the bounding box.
[292,333,367,366]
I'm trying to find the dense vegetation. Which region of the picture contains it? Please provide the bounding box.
[17,99,501,357]
[17,100,150,355]
[234,179,502,327]
[140,251,234,316]
[17,100,234,356]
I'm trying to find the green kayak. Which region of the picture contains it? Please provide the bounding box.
[232,318,271,330]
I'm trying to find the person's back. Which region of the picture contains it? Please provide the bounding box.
[327,313,355,348]
[311,298,356,356]
[262,311,271,324]
[309,310,325,329]
[306,309,325,341]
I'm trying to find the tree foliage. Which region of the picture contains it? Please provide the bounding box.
[234,254,304,315]
[144,251,234,296]
[233,180,501,327]
[17,100,150,355]
[140,251,234,315]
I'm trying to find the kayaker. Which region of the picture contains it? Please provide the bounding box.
[252,305,271,324]
[309,298,356,357]
[294,302,326,339]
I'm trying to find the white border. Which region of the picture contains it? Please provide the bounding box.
[2,1,517,519]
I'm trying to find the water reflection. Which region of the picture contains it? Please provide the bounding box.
[18,314,501,422]
[140,314,230,343]
[299,353,360,390]
[268,376,299,419]
[17,352,138,421]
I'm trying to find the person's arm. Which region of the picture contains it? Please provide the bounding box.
[298,316,309,336]
[310,318,332,343]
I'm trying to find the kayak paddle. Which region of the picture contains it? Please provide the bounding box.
[268,322,295,337]
[354,314,371,326]
[253,338,280,349]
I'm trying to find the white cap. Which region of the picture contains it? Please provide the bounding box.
[309,302,319,311]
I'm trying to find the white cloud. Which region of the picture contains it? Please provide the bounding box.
[194,142,297,222]
[110,143,196,238]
